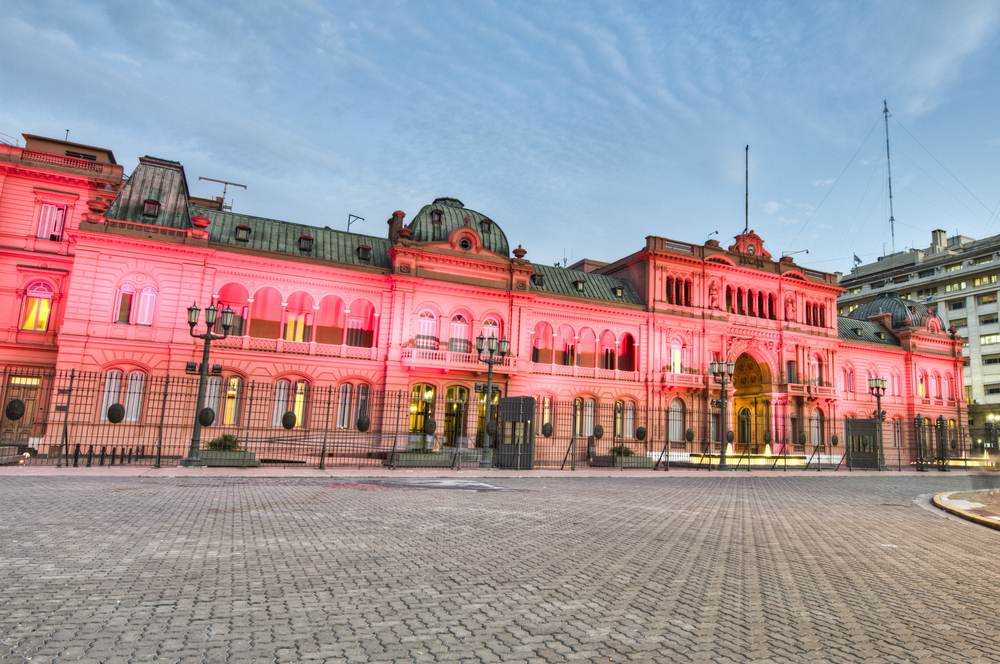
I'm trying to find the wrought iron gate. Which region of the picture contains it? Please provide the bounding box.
[497,396,535,470]
[845,418,881,470]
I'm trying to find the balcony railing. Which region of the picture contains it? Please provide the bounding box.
[213,335,378,360]
[20,149,119,177]
[401,348,513,369]
[656,371,707,388]
[529,362,640,382]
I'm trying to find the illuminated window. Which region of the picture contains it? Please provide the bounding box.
[20,281,54,332]
[409,383,436,434]
[272,379,307,427]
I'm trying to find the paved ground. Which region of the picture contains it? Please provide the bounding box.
[1,474,999,663]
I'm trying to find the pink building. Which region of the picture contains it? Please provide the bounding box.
[0,135,968,468]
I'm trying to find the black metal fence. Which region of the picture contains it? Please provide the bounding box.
[0,367,995,471]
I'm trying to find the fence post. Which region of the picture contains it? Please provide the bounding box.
[319,385,332,470]
[389,390,403,469]
[155,375,170,468]
[57,369,75,468]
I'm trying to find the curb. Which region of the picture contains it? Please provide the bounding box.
[933,492,1000,532]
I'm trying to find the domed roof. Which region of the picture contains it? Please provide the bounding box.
[844,291,945,330]
[407,198,510,257]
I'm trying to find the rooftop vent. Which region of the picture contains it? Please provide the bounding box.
[234,225,252,242]
[357,244,372,261]
[532,272,544,287]
[299,235,314,252]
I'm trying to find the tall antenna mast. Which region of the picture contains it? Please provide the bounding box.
[883,101,896,254]
[744,145,749,234]
[198,176,247,212]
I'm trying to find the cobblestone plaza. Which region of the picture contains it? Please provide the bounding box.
[1,475,998,663]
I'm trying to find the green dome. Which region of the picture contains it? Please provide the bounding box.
[407,198,510,257]
[845,291,944,330]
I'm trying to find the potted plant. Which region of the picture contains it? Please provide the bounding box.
[200,434,260,467]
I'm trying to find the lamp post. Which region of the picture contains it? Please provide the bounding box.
[182,302,235,467]
[987,415,997,456]
[867,376,887,470]
[710,360,735,469]
[476,333,509,450]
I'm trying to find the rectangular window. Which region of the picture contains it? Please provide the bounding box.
[980,294,997,305]
[980,334,1000,345]
[345,318,366,347]
[946,264,962,272]
[949,301,966,311]
[37,204,67,241]
[983,355,1000,365]
[950,319,967,328]
[919,269,935,278]
[786,361,796,384]
[848,287,862,295]
[981,315,999,325]
[945,282,966,293]
[986,385,1000,395]
[975,275,998,287]
[974,256,993,266]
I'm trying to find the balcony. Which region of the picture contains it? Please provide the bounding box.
[656,371,707,388]
[529,362,640,382]
[401,347,513,372]
[212,335,379,360]
[782,382,836,398]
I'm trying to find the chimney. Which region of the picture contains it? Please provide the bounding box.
[930,229,946,253]
[387,210,405,242]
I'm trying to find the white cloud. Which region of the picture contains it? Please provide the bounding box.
[763,201,781,214]
[812,179,834,186]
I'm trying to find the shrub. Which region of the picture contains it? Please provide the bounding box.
[609,444,634,457]
[207,434,240,451]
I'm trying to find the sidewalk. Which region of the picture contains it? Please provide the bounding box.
[934,491,1000,531]
[0,463,992,479]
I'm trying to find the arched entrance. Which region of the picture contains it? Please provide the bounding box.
[730,353,774,456]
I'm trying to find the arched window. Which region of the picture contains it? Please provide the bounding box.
[668,338,685,374]
[482,317,500,340]
[415,311,438,350]
[283,291,314,342]
[409,384,435,434]
[810,356,824,385]
[115,284,135,324]
[444,385,469,447]
[336,384,353,429]
[333,383,370,430]
[221,376,242,425]
[931,373,941,399]
[100,369,145,422]
[917,371,928,398]
[216,283,250,336]
[272,379,307,427]
[669,399,685,442]
[584,398,596,436]
[811,410,824,447]
[449,315,471,353]
[614,400,636,440]
[536,395,554,436]
[20,281,54,332]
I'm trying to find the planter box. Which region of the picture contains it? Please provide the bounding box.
[199,450,260,468]
[391,450,482,468]
[615,456,655,469]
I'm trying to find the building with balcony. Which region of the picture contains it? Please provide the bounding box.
[0,133,966,463]
[838,228,1000,424]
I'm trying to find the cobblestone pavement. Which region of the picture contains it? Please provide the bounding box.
[1,475,999,663]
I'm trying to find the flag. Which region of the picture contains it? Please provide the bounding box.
[854,253,862,264]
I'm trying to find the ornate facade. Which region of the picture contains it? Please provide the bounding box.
[0,134,966,463]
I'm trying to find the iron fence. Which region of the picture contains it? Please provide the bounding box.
[0,367,994,471]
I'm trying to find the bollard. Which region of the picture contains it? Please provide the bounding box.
[86,445,94,467]
[99,446,107,466]
[73,444,80,468]
[108,447,116,466]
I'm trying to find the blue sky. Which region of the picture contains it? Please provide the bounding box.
[3,0,999,275]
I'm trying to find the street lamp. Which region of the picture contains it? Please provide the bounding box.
[867,375,887,470]
[182,302,235,467]
[710,360,735,469]
[986,414,997,455]
[476,332,510,450]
